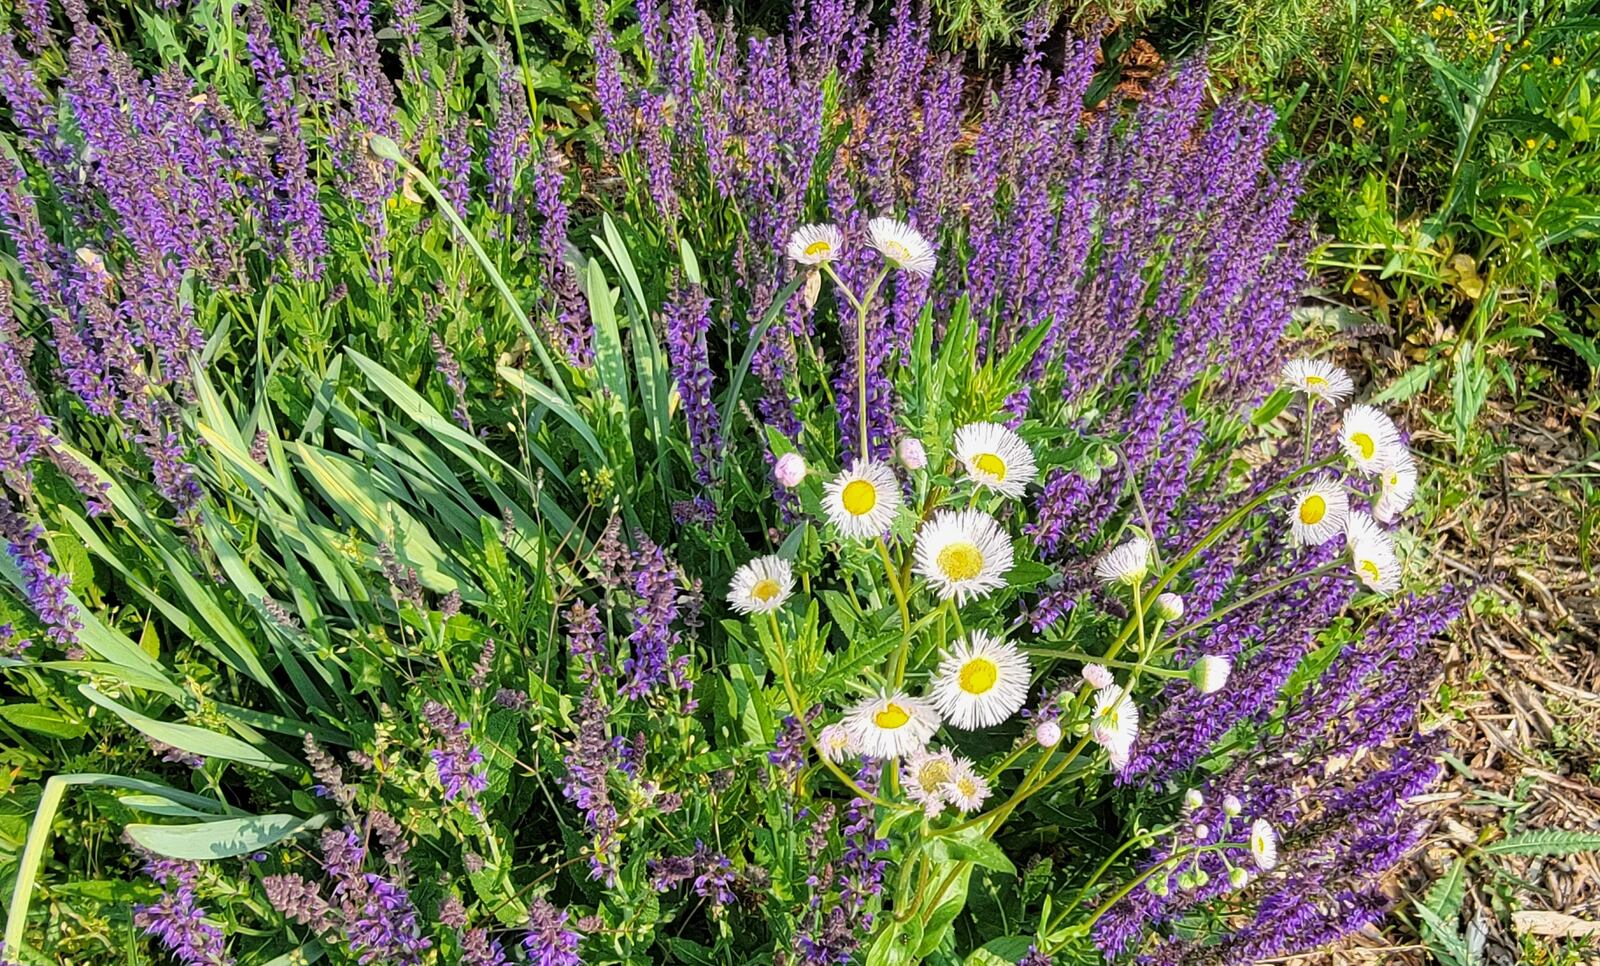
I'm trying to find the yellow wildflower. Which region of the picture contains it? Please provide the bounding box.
[1352,115,1366,130]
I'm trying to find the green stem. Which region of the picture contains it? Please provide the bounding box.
[365,135,570,403]
[1163,560,1347,647]
[766,612,897,808]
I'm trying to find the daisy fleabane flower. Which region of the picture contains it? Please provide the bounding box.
[726,555,794,615]
[1290,479,1349,547]
[1374,449,1418,523]
[1345,512,1401,593]
[904,748,958,817]
[946,758,990,813]
[816,723,859,764]
[1249,818,1278,870]
[867,216,936,276]
[1281,357,1354,404]
[927,630,1031,729]
[1338,404,1403,474]
[1095,535,1152,587]
[1090,684,1139,769]
[912,509,1014,604]
[822,459,903,539]
[952,422,1037,498]
[786,223,843,265]
[1081,663,1114,690]
[843,692,939,759]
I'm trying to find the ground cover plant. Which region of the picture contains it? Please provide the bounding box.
[0,0,1537,963]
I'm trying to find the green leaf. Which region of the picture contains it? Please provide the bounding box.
[1250,387,1294,426]
[498,365,606,463]
[1483,829,1600,856]
[79,685,287,771]
[928,828,1017,875]
[1370,360,1445,405]
[1450,339,1489,452]
[865,916,924,966]
[125,813,330,860]
[718,273,807,466]
[584,257,631,411]
[0,703,88,739]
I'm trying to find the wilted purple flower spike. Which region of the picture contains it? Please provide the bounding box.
[523,896,582,966]
[663,281,722,485]
[303,734,356,810]
[262,874,336,932]
[460,926,510,966]
[566,600,610,682]
[563,690,621,883]
[430,332,473,432]
[531,149,591,365]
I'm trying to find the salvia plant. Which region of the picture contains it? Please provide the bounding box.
[0,0,1460,963]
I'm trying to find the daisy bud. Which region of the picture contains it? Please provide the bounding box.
[1190,655,1232,694]
[1146,876,1169,897]
[1228,866,1250,889]
[774,452,807,488]
[1222,795,1243,817]
[1183,788,1204,810]
[1176,870,1196,891]
[802,269,823,310]
[1096,446,1119,469]
[1193,824,1211,842]
[897,436,928,470]
[1154,592,1185,621]
[1192,867,1210,887]
[1082,663,1114,690]
[1034,720,1062,749]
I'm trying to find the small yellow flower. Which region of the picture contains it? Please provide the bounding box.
[1521,38,1531,48]
[1432,6,1445,20]
[1521,62,1532,71]
[1378,94,1390,104]
[1552,55,1564,66]
[1352,115,1366,130]
[1525,137,1538,149]
[1467,30,1477,41]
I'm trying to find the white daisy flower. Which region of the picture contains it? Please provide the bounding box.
[1345,513,1401,594]
[904,748,958,817]
[1281,358,1354,405]
[1338,404,1403,474]
[1290,479,1350,547]
[1249,818,1278,870]
[822,459,903,540]
[1090,684,1139,764]
[946,758,991,814]
[726,555,795,615]
[1095,535,1152,587]
[816,723,859,764]
[842,692,939,759]
[952,422,1037,498]
[912,509,1014,605]
[1190,655,1232,694]
[867,216,936,276]
[786,223,843,265]
[1373,449,1418,524]
[927,630,1031,729]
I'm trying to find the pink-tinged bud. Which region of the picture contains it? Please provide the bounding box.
[1082,663,1114,690]
[897,437,927,470]
[1034,720,1062,748]
[774,452,807,488]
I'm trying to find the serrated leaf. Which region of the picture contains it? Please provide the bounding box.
[1483,828,1600,856]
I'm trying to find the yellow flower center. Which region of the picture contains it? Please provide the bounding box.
[803,240,833,257]
[973,452,1008,480]
[882,240,911,263]
[873,703,911,730]
[1358,559,1382,583]
[1305,374,1327,387]
[1351,432,1376,461]
[955,776,978,797]
[915,759,952,790]
[751,578,782,602]
[1298,494,1327,525]
[958,657,999,695]
[936,542,985,582]
[841,479,878,516]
